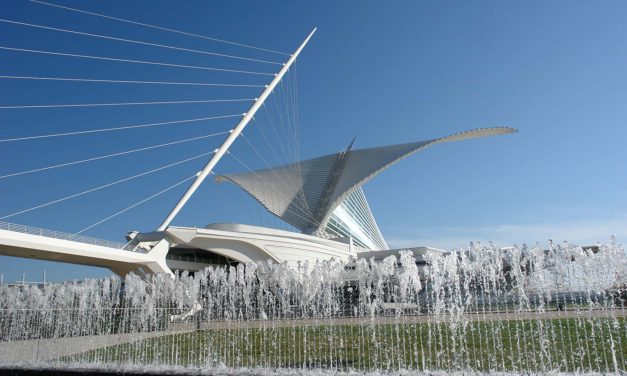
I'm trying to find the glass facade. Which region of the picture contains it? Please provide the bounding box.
[324,188,388,250]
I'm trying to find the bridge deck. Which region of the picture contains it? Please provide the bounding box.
[0,221,169,276]
[0,221,135,251]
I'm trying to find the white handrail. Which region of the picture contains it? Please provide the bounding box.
[0,220,138,251]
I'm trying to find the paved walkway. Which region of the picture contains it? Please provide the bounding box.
[0,329,193,363]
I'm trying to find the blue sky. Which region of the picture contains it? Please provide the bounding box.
[1,1,626,282]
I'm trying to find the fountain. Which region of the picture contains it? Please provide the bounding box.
[0,239,625,375]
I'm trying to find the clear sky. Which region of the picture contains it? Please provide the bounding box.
[1,1,626,282]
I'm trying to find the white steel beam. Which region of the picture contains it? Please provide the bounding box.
[157,28,316,231]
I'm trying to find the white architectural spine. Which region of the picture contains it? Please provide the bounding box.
[157,28,317,231]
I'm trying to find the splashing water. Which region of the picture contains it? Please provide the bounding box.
[0,239,625,374]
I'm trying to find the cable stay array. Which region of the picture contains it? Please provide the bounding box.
[0,113,241,142]
[0,18,283,65]
[0,151,216,221]
[0,130,231,180]
[29,0,291,56]
[223,65,324,233]
[0,75,265,87]
[0,99,254,110]
[0,46,275,76]
[0,1,315,238]
[75,174,198,236]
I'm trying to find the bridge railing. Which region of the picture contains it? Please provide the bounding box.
[0,220,135,251]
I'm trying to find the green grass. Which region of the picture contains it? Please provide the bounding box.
[64,317,626,372]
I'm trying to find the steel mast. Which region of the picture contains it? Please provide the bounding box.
[157,28,316,231]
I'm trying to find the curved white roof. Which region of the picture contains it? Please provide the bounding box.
[216,127,517,248]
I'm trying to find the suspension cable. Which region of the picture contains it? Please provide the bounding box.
[0,18,282,65]
[30,0,290,56]
[0,151,215,220]
[263,99,293,165]
[251,116,285,168]
[0,75,265,87]
[0,114,242,142]
[0,46,275,76]
[0,130,230,179]
[250,114,315,219]
[240,132,277,175]
[225,150,261,180]
[240,131,308,211]
[0,99,253,110]
[263,91,305,198]
[75,174,197,235]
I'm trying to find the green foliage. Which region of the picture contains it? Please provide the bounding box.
[64,317,626,372]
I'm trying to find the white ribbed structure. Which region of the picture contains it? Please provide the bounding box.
[217,127,517,250]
